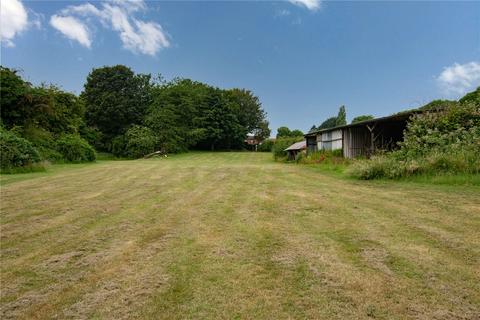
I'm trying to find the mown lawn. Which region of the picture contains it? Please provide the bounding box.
[1,152,479,319]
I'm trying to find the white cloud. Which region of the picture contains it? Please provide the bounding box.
[1,0,29,47]
[50,15,92,48]
[52,0,170,55]
[289,0,322,11]
[437,62,480,96]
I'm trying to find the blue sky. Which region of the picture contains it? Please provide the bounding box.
[1,0,480,134]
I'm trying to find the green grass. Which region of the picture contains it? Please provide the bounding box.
[1,152,479,319]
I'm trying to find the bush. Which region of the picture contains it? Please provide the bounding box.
[21,125,63,162]
[111,135,127,157]
[272,136,304,160]
[80,125,105,151]
[124,125,158,158]
[0,129,42,171]
[257,139,275,152]
[56,134,96,162]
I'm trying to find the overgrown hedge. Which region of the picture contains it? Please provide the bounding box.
[0,129,42,172]
[124,125,158,158]
[257,139,275,152]
[56,134,96,162]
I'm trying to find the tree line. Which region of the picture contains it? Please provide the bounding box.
[308,105,375,133]
[0,65,270,171]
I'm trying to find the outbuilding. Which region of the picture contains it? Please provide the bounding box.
[305,111,419,158]
[284,141,307,161]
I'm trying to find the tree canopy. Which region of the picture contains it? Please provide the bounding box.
[318,106,347,129]
[145,79,270,152]
[276,126,303,138]
[318,117,337,130]
[351,115,374,124]
[82,65,153,149]
[336,105,347,126]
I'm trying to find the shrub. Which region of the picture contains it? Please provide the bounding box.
[0,129,42,171]
[56,134,96,162]
[111,135,127,157]
[124,125,158,158]
[80,125,105,151]
[257,139,275,152]
[272,136,304,160]
[21,125,63,162]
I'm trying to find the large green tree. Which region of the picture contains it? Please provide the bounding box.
[146,79,210,152]
[0,67,30,128]
[225,88,270,141]
[82,65,152,149]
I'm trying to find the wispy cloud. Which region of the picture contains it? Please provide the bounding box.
[436,61,480,96]
[50,15,92,48]
[51,0,170,55]
[1,0,29,47]
[288,0,322,11]
[275,9,291,17]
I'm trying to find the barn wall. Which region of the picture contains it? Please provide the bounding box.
[343,127,370,158]
[318,129,343,151]
[306,136,318,153]
[343,120,409,158]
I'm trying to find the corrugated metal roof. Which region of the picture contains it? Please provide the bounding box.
[284,140,306,151]
[305,110,422,137]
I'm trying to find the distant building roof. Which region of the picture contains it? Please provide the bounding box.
[284,140,306,151]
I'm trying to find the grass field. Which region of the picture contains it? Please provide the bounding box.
[1,152,479,319]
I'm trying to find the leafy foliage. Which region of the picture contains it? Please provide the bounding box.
[459,87,480,105]
[82,65,153,150]
[0,128,41,170]
[124,125,158,158]
[272,137,304,160]
[318,117,338,130]
[257,138,275,152]
[1,65,270,164]
[318,106,347,129]
[0,67,94,166]
[56,134,96,162]
[351,115,374,124]
[146,79,270,153]
[276,126,303,138]
[336,105,347,126]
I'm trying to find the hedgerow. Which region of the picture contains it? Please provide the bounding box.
[0,129,43,172]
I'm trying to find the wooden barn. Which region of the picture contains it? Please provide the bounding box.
[305,111,419,158]
[284,141,306,161]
